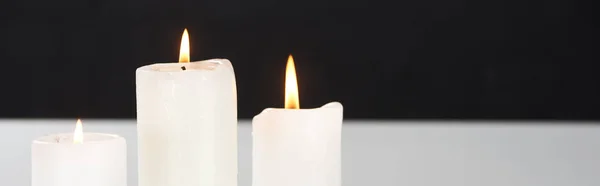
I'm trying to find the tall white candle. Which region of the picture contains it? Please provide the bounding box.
[31,120,127,186]
[136,29,237,186]
[252,55,343,186]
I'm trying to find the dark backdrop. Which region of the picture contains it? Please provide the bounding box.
[0,0,597,119]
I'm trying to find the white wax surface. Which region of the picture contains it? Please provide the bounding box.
[252,102,343,186]
[136,59,238,186]
[31,133,127,186]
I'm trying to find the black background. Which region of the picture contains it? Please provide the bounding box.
[0,0,597,119]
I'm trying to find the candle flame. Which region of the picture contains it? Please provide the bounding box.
[73,119,83,144]
[285,54,300,109]
[179,28,190,63]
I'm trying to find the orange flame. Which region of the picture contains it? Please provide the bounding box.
[73,119,83,144]
[285,55,300,109]
[179,28,190,63]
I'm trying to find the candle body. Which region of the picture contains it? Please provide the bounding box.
[252,102,343,186]
[31,133,127,186]
[136,59,237,186]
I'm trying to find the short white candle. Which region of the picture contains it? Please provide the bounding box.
[31,120,127,186]
[252,55,343,186]
[136,29,238,186]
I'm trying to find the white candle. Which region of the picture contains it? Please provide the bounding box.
[31,120,127,186]
[252,55,343,186]
[136,29,237,186]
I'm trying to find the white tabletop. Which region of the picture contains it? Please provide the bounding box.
[1,119,599,186]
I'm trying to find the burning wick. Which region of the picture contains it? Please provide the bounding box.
[179,28,189,71]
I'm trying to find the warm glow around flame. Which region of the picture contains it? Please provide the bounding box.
[285,55,300,109]
[73,119,83,144]
[179,28,190,63]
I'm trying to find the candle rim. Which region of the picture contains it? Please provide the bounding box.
[254,102,343,117]
[33,132,125,145]
[137,58,233,73]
